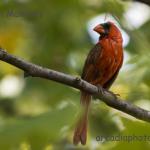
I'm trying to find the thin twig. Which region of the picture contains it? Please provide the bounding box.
[134,0,150,6]
[122,0,150,6]
[0,48,150,122]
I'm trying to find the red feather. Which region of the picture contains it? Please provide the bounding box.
[73,21,123,145]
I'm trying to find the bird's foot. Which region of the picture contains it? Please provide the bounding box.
[97,85,105,95]
[93,85,105,100]
[108,91,120,99]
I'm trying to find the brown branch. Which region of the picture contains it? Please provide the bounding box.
[134,0,150,6]
[122,0,150,6]
[0,48,150,122]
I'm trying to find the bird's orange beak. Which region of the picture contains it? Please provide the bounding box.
[93,24,105,34]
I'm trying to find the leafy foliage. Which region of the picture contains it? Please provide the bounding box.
[0,0,150,149]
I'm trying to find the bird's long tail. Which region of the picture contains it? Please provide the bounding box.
[73,91,91,145]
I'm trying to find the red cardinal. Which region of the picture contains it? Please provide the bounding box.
[73,21,123,145]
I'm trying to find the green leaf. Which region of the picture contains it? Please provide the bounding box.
[0,103,76,150]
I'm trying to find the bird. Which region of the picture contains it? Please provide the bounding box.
[73,21,124,145]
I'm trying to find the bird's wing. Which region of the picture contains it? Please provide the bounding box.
[103,50,123,90]
[81,43,102,83]
[103,69,119,90]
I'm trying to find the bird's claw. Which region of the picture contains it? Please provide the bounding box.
[93,85,105,100]
[109,91,120,99]
[97,85,105,95]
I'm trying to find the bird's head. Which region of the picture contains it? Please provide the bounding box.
[93,21,123,42]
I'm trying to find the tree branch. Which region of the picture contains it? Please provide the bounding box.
[122,0,150,6]
[134,0,150,6]
[0,48,150,122]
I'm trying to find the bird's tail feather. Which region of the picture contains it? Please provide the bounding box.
[73,91,91,145]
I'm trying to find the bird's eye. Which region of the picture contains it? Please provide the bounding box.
[100,22,111,35]
[101,22,111,30]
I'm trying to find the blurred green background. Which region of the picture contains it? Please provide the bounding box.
[0,0,150,149]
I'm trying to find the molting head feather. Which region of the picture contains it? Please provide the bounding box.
[93,21,123,42]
